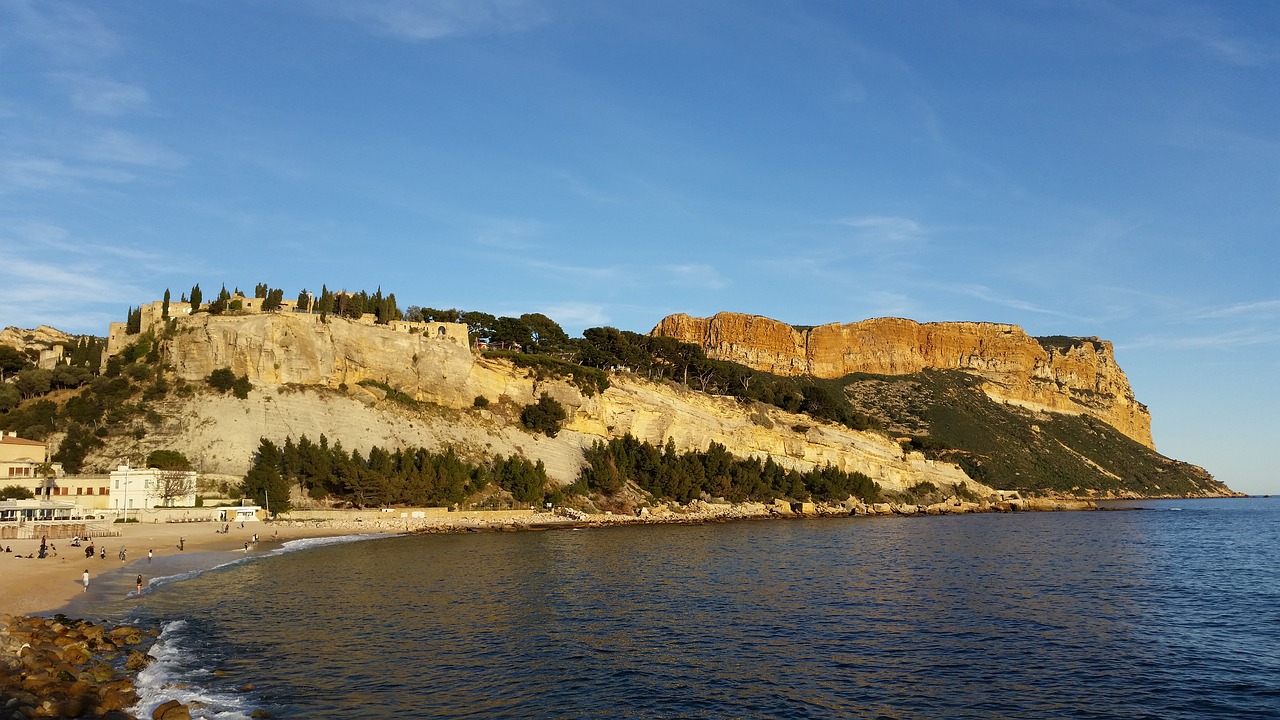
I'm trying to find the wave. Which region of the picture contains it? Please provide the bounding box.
[130,619,257,720]
[137,533,395,596]
[127,533,394,717]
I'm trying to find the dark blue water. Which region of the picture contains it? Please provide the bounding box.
[115,498,1279,719]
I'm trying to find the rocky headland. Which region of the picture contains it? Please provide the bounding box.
[652,311,1153,448]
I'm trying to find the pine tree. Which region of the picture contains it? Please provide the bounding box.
[241,438,291,513]
[162,289,171,320]
[190,284,202,311]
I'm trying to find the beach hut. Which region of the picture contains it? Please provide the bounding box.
[216,506,263,523]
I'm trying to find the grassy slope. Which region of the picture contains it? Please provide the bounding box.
[843,370,1229,497]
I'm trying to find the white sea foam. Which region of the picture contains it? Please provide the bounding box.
[141,533,394,592]
[127,533,394,717]
[130,620,255,720]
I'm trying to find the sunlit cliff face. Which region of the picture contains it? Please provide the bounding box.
[652,312,1154,450]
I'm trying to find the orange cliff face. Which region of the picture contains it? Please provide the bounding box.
[651,312,1155,450]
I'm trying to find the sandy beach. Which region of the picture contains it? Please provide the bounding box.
[1,520,395,618]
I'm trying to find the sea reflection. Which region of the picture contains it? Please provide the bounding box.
[129,502,1280,719]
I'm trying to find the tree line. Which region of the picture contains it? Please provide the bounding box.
[576,434,881,504]
[240,431,881,514]
[240,435,552,512]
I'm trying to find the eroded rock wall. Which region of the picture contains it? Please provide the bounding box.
[133,313,980,494]
[167,313,476,407]
[652,312,1154,449]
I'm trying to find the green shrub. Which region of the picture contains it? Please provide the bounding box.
[520,394,567,437]
[147,450,192,471]
[207,368,236,392]
[473,395,490,409]
[0,485,34,500]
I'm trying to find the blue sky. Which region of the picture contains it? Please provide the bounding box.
[2,1,1277,494]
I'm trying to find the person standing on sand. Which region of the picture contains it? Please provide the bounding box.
[179,537,185,551]
[148,548,153,564]
[82,569,89,592]
[100,547,105,560]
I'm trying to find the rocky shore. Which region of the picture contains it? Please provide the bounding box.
[270,495,1099,535]
[0,614,179,720]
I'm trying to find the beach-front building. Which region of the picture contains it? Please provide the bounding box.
[0,499,84,524]
[43,474,113,510]
[215,505,263,523]
[0,432,58,489]
[107,465,198,519]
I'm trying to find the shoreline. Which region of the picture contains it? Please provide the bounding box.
[0,493,1248,619]
[0,520,395,619]
[0,495,1262,719]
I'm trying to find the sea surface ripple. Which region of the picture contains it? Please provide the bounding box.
[123,498,1280,719]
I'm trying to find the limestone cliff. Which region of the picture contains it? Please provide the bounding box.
[0,326,77,369]
[652,312,1154,449]
[125,312,979,494]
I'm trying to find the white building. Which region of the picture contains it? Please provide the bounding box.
[216,505,263,523]
[0,498,83,524]
[108,465,198,518]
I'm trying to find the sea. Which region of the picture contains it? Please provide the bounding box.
[59,497,1280,719]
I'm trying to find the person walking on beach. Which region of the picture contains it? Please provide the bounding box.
[82,569,89,592]
[99,547,105,560]
[119,547,126,562]
[148,548,153,564]
[136,574,143,595]
[179,537,185,551]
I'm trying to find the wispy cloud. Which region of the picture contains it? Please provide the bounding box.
[53,73,150,116]
[536,302,609,330]
[556,171,619,205]
[0,254,149,329]
[81,130,184,169]
[835,214,927,248]
[471,217,542,250]
[862,290,920,319]
[0,157,135,190]
[1122,327,1280,351]
[1192,299,1280,320]
[316,0,549,41]
[664,263,728,291]
[12,221,167,266]
[519,258,622,283]
[0,0,120,63]
[959,284,1079,319]
[1094,1,1274,67]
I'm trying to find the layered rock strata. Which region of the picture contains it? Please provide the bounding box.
[652,312,1154,449]
[127,313,983,494]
